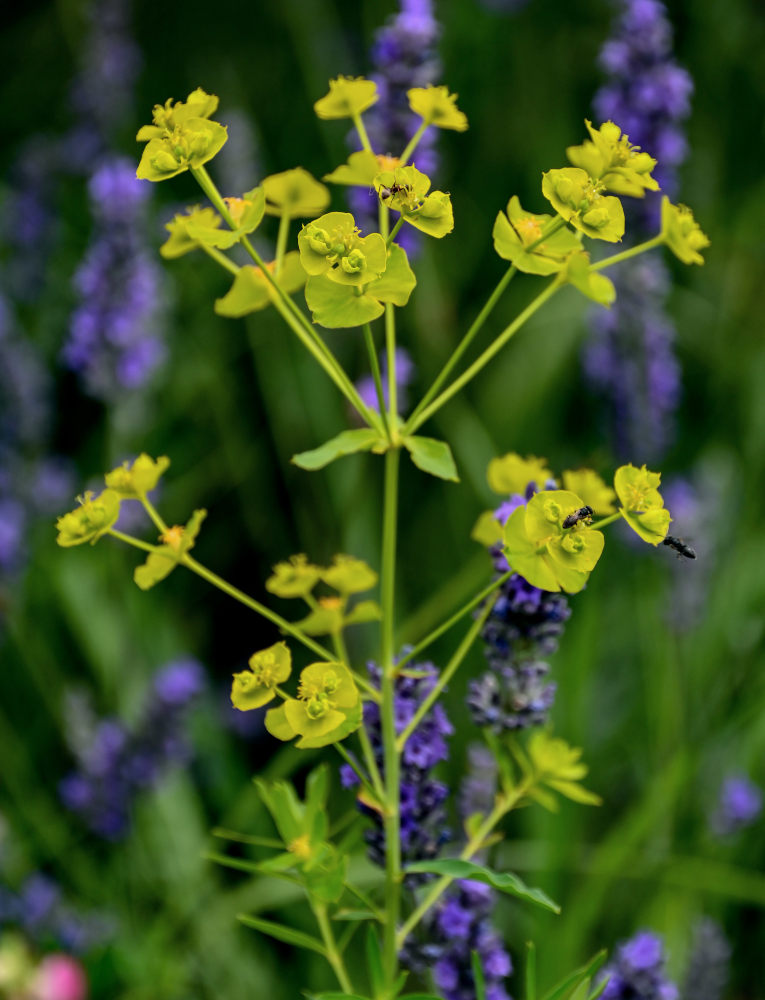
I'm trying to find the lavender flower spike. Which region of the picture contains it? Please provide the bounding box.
[600,930,678,1000]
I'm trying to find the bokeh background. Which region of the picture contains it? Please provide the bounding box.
[2,0,765,996]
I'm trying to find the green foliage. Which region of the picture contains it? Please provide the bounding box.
[136,88,227,181]
[104,453,170,498]
[562,252,616,306]
[292,429,387,470]
[405,859,561,913]
[55,490,121,547]
[262,167,330,218]
[560,469,616,515]
[231,641,292,711]
[237,914,328,956]
[324,150,381,187]
[541,168,625,243]
[540,952,608,1000]
[492,197,580,275]
[567,120,659,197]
[265,662,361,748]
[373,165,454,238]
[661,196,710,265]
[503,490,605,593]
[215,253,306,317]
[520,731,602,810]
[402,436,459,482]
[614,463,672,545]
[407,85,469,131]
[266,555,324,599]
[314,77,378,119]
[133,509,207,590]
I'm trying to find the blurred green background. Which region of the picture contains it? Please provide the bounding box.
[1,0,765,996]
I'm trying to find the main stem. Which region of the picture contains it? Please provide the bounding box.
[380,446,401,987]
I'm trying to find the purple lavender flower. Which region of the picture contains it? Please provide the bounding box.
[59,659,204,840]
[0,873,113,953]
[62,157,166,399]
[341,659,452,870]
[584,256,680,461]
[68,0,142,153]
[710,775,763,837]
[682,919,730,1000]
[600,930,678,1000]
[356,347,416,415]
[585,0,692,460]
[595,0,693,221]
[469,483,570,732]
[349,0,441,256]
[404,751,513,1000]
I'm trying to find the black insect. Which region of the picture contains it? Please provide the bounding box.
[662,535,697,559]
[379,182,410,201]
[562,505,594,529]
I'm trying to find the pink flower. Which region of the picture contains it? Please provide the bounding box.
[34,955,88,1000]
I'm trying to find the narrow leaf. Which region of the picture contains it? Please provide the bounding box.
[472,952,488,1000]
[540,951,608,1000]
[237,913,327,956]
[292,429,385,471]
[403,436,459,482]
[365,927,385,997]
[405,859,560,913]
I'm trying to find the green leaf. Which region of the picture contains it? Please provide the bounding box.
[368,244,417,306]
[306,994,370,1000]
[562,252,615,307]
[262,167,330,218]
[365,927,385,998]
[492,196,580,275]
[215,253,306,317]
[314,77,378,119]
[403,436,459,482]
[404,860,560,913]
[305,275,384,328]
[540,951,608,1000]
[237,914,327,956]
[133,509,206,591]
[324,150,380,187]
[343,600,382,626]
[472,952,488,1000]
[331,909,378,922]
[292,429,386,471]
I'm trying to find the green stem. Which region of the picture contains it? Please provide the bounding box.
[363,323,391,442]
[353,112,374,154]
[106,528,158,553]
[396,598,494,754]
[313,902,354,993]
[405,219,566,433]
[386,216,405,247]
[406,264,517,430]
[385,305,397,430]
[399,120,428,167]
[380,447,401,988]
[396,570,513,672]
[199,241,240,276]
[407,278,561,433]
[590,234,664,272]
[333,741,378,802]
[357,721,386,802]
[141,495,168,533]
[275,211,290,276]
[396,781,530,949]
[180,553,335,661]
[589,512,622,531]
[190,165,380,431]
